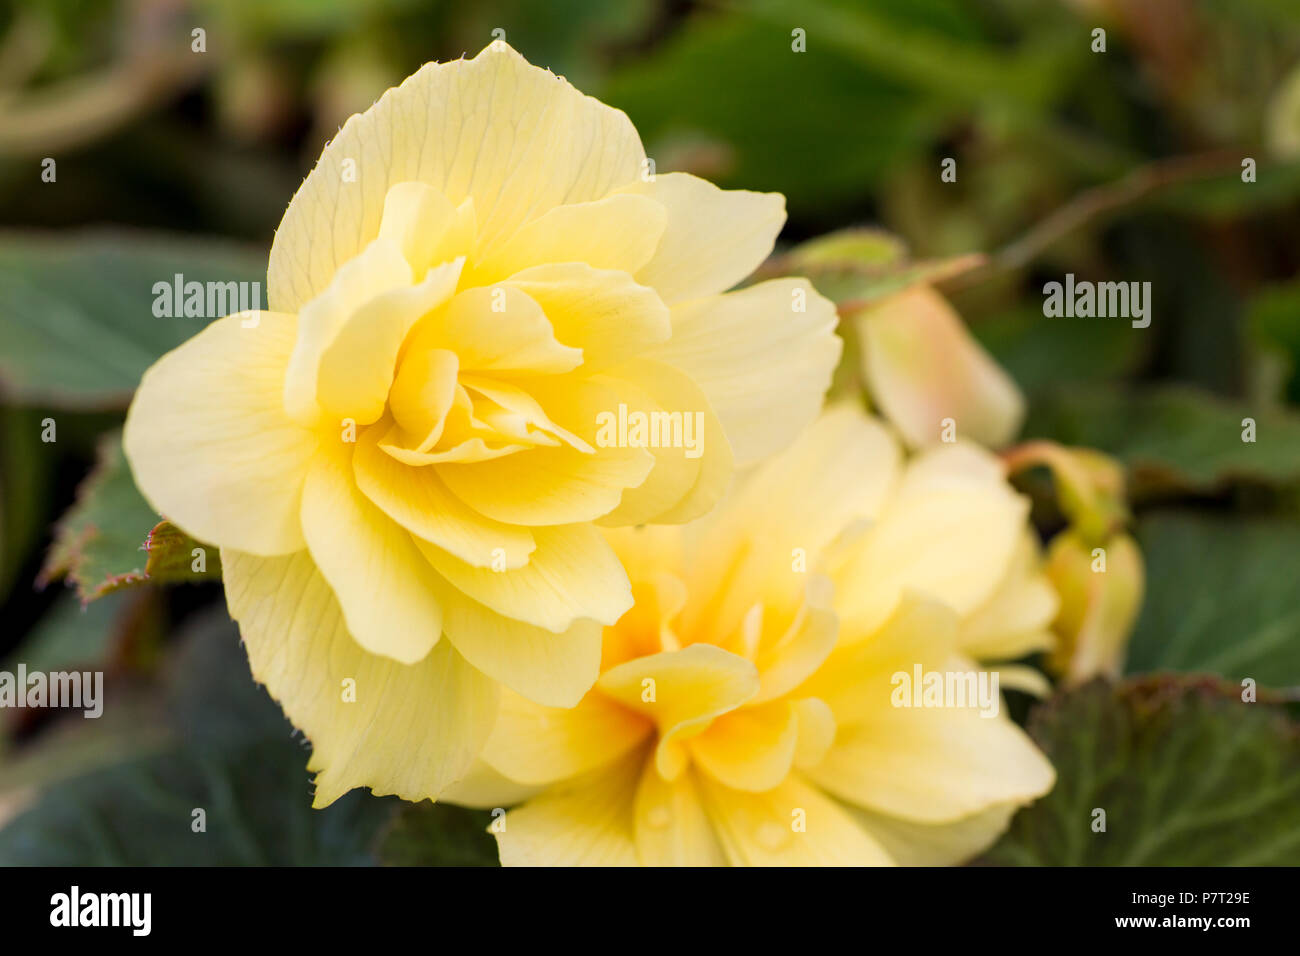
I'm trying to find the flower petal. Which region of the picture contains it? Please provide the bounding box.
[376,181,475,274]
[300,447,444,664]
[434,579,604,708]
[123,311,318,556]
[222,548,497,806]
[416,523,632,633]
[283,238,413,426]
[840,801,1019,866]
[598,644,759,781]
[615,172,785,305]
[269,41,645,312]
[352,423,535,569]
[315,256,463,424]
[858,285,1024,449]
[407,285,582,376]
[480,688,652,787]
[633,764,727,866]
[595,359,733,527]
[690,700,799,792]
[649,278,841,466]
[503,263,671,371]
[696,773,894,866]
[750,580,839,705]
[806,703,1055,825]
[438,761,543,810]
[832,468,1029,640]
[959,529,1059,660]
[495,748,645,866]
[678,404,899,647]
[436,377,654,525]
[466,194,667,287]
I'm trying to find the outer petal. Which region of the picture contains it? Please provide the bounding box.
[300,447,444,664]
[832,473,1029,641]
[697,773,895,866]
[496,749,645,867]
[615,172,785,305]
[434,578,604,709]
[466,194,667,287]
[858,285,1024,449]
[595,359,733,527]
[959,529,1059,661]
[222,548,498,806]
[634,765,727,866]
[480,688,652,787]
[840,801,1019,866]
[649,278,841,466]
[123,311,317,556]
[416,523,632,633]
[269,42,645,312]
[502,263,671,371]
[806,704,1055,825]
[439,761,543,810]
[800,595,961,727]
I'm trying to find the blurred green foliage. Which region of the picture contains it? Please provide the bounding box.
[2,0,1300,865]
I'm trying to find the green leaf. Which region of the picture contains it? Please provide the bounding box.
[0,609,397,865]
[377,803,500,867]
[143,521,223,584]
[603,6,938,216]
[1126,512,1300,687]
[982,676,1300,866]
[0,231,264,409]
[1022,384,1300,495]
[38,430,159,602]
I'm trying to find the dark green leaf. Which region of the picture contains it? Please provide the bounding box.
[983,676,1300,865]
[0,609,397,865]
[0,231,263,409]
[143,521,223,584]
[38,430,159,602]
[1126,512,1300,687]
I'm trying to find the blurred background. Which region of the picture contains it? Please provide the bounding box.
[1,0,1299,865]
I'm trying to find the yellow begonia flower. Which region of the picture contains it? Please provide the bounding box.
[121,42,841,806]
[448,405,1057,865]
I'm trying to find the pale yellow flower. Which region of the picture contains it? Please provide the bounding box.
[122,42,841,805]
[448,405,1057,865]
